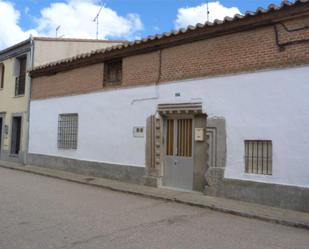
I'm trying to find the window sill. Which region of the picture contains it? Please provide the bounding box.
[57,148,77,150]
[244,172,273,177]
[9,153,19,158]
[104,81,122,86]
[13,94,25,98]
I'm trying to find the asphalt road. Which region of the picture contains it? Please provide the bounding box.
[0,167,308,249]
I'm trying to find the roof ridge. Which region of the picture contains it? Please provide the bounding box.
[33,36,127,43]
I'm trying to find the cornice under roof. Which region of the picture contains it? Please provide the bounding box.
[33,37,127,43]
[0,39,31,59]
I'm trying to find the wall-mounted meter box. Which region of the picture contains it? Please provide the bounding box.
[195,128,205,141]
[133,126,145,138]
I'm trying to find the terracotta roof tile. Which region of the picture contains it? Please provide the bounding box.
[30,0,309,74]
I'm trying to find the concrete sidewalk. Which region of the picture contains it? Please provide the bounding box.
[1,160,309,230]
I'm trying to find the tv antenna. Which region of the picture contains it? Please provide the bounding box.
[56,25,61,38]
[93,5,104,39]
[206,1,210,22]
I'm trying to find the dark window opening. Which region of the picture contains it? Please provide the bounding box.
[11,116,22,155]
[15,56,27,96]
[0,117,3,153]
[104,60,122,85]
[0,63,4,89]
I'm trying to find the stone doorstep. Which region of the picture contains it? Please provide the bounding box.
[1,161,309,230]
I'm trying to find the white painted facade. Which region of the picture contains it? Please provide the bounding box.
[29,66,309,188]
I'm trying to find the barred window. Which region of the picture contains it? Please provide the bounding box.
[58,113,78,149]
[245,140,272,175]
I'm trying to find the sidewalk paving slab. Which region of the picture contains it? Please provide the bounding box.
[1,160,309,230]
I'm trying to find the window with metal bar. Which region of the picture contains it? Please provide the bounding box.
[244,140,272,175]
[58,113,78,149]
[177,119,192,157]
[166,119,174,156]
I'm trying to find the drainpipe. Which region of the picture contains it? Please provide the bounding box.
[24,35,34,165]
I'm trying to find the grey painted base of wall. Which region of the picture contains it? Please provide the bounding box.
[143,176,160,187]
[0,150,25,164]
[28,153,146,185]
[205,167,309,213]
[26,154,309,212]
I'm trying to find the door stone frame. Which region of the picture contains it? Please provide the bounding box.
[145,102,208,191]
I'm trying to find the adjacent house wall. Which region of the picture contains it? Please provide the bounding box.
[33,39,123,67]
[0,52,31,162]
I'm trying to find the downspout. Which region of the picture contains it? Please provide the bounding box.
[131,48,162,104]
[24,35,34,165]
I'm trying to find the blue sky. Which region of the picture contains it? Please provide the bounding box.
[0,0,283,49]
[17,0,283,34]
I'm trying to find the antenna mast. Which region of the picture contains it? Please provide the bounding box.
[93,6,103,39]
[56,25,61,38]
[206,1,210,22]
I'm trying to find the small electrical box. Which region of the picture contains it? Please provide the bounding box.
[133,126,145,138]
[195,128,205,141]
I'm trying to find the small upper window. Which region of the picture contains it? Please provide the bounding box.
[0,63,4,89]
[244,140,272,175]
[104,60,122,85]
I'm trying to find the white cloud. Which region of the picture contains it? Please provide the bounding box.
[175,1,241,29]
[0,0,38,49]
[0,0,143,50]
[36,0,143,40]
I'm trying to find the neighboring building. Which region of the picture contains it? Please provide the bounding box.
[29,1,309,211]
[0,37,124,164]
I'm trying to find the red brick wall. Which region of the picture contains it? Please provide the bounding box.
[159,17,309,82]
[123,51,160,86]
[32,63,104,99]
[32,16,309,99]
